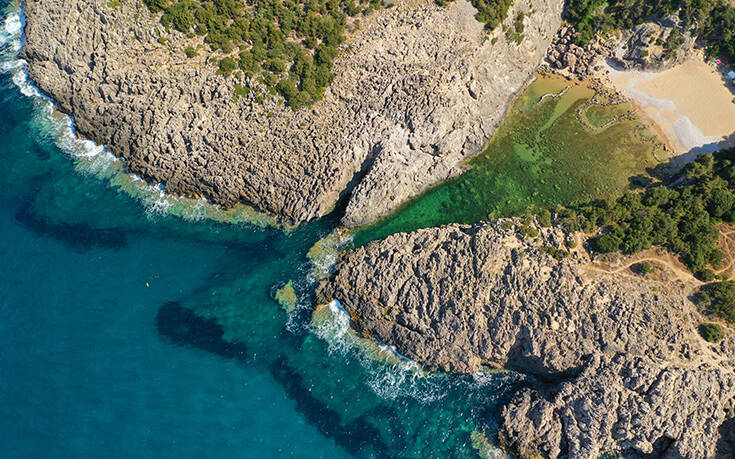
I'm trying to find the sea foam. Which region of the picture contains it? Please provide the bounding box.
[0,3,275,227]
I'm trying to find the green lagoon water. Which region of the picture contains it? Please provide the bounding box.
[354,75,663,246]
[0,3,665,456]
[0,2,531,457]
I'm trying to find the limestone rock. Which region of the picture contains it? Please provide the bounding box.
[317,220,735,457]
[21,0,564,226]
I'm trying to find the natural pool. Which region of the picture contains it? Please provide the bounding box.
[353,74,664,246]
[0,2,669,456]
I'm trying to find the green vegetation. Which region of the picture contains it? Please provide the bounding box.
[436,0,513,31]
[537,208,552,227]
[108,0,122,7]
[504,11,525,43]
[577,151,735,278]
[635,261,653,274]
[352,75,662,246]
[699,281,735,323]
[517,215,540,239]
[566,0,735,61]
[184,45,199,58]
[545,245,570,260]
[698,323,724,342]
[144,0,383,109]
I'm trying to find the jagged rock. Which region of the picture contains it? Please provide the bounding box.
[544,25,615,79]
[613,17,696,72]
[317,220,735,457]
[21,0,563,226]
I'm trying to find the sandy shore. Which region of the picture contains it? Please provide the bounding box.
[603,53,735,159]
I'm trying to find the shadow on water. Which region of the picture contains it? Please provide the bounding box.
[155,301,394,458]
[13,181,128,251]
[269,356,392,458]
[156,302,250,361]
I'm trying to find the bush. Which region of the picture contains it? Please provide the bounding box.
[537,209,552,227]
[698,323,723,342]
[700,281,735,323]
[591,232,621,253]
[578,150,735,275]
[696,269,716,282]
[517,224,539,239]
[634,261,653,274]
[184,46,198,58]
[565,0,735,65]
[143,0,389,109]
[218,57,237,77]
[545,246,570,260]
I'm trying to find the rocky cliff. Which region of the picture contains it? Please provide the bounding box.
[316,221,735,457]
[21,0,563,226]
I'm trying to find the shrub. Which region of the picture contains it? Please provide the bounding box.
[696,269,716,282]
[699,281,735,323]
[545,246,570,260]
[517,224,539,239]
[579,150,735,274]
[184,46,198,58]
[634,261,653,274]
[698,323,723,342]
[218,57,237,77]
[591,232,621,253]
[143,0,389,109]
[537,209,552,227]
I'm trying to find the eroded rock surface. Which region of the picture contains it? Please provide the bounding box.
[317,221,735,457]
[21,0,563,225]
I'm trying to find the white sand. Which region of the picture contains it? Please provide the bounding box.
[604,54,735,157]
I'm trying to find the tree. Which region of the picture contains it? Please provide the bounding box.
[700,280,735,322]
[218,57,237,76]
[698,323,723,342]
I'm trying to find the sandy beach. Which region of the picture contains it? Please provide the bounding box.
[604,53,735,158]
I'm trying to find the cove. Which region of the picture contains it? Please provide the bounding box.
[0,2,522,458]
[353,73,665,247]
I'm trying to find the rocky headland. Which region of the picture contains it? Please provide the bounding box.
[20,0,562,226]
[316,220,735,457]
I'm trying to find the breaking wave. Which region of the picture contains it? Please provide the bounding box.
[0,2,275,227]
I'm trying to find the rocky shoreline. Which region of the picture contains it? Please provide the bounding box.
[317,220,735,457]
[20,0,562,226]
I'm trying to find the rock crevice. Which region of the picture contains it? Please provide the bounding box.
[21,0,563,226]
[317,221,735,457]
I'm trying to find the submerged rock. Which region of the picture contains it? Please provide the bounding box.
[275,281,298,312]
[21,0,563,226]
[317,220,735,457]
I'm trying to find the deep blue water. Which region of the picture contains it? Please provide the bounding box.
[0,3,519,457]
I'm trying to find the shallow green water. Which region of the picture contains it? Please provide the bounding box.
[0,4,520,457]
[353,75,663,246]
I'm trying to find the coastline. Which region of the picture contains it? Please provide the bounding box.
[600,53,735,159]
[20,0,564,228]
[0,2,280,228]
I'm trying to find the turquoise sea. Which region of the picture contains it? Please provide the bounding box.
[0,2,522,457]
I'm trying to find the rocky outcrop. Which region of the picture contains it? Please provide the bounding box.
[21,0,563,226]
[316,220,735,457]
[611,16,695,72]
[545,26,615,79]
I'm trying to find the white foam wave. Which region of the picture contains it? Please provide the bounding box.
[310,300,448,402]
[0,4,276,227]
